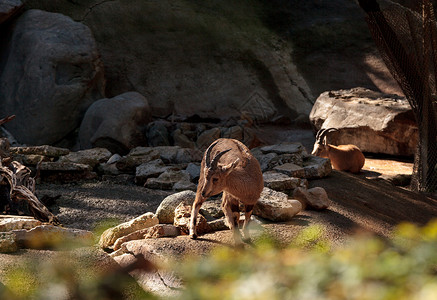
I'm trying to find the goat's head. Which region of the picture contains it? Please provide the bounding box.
[311,128,337,157]
[200,141,239,198]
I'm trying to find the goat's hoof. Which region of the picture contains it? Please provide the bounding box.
[190,233,198,240]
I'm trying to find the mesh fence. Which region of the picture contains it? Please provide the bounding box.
[361,0,437,193]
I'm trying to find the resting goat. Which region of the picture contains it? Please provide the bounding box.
[312,128,365,173]
[189,138,263,244]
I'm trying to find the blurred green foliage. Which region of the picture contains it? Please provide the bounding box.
[2,221,437,299]
[177,221,437,300]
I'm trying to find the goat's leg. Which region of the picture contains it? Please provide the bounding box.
[189,194,205,239]
[222,193,243,245]
[242,204,254,242]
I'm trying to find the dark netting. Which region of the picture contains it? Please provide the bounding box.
[359,0,437,193]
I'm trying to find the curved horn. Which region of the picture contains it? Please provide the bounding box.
[316,128,338,143]
[210,149,231,170]
[204,141,219,168]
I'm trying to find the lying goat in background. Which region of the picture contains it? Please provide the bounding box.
[189,138,263,244]
[312,128,365,173]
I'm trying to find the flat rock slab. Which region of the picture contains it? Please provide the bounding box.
[40,162,92,171]
[12,225,94,249]
[59,148,112,168]
[0,215,42,232]
[273,162,305,178]
[258,142,308,156]
[263,171,308,191]
[310,87,418,156]
[10,145,69,157]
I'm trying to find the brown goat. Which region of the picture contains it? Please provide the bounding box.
[189,138,264,244]
[312,128,365,174]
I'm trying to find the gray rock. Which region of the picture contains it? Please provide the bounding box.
[173,129,196,149]
[263,171,308,191]
[273,163,306,178]
[173,180,197,191]
[259,142,308,156]
[102,174,135,184]
[253,187,302,222]
[39,162,92,172]
[135,159,174,186]
[199,199,224,220]
[273,153,304,167]
[185,163,201,181]
[79,92,151,154]
[147,121,170,147]
[131,146,194,164]
[0,0,22,24]
[107,153,122,164]
[302,155,332,179]
[175,148,202,164]
[196,128,221,150]
[151,146,180,163]
[18,1,314,132]
[116,149,160,172]
[59,148,112,168]
[155,190,196,224]
[99,163,120,176]
[293,187,330,210]
[0,9,105,145]
[222,126,243,140]
[207,218,228,232]
[39,161,98,182]
[255,152,278,172]
[145,170,191,190]
[310,88,418,156]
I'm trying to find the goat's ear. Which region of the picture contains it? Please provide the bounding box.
[221,158,240,176]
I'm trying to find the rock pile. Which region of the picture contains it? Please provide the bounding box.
[8,141,331,190]
[94,141,333,252]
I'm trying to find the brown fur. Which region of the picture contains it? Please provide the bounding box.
[312,142,365,173]
[189,138,263,244]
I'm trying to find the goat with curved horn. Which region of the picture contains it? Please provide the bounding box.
[312,128,365,173]
[190,138,263,245]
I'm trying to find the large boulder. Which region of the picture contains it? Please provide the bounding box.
[0,9,105,145]
[24,1,314,122]
[79,92,151,154]
[0,0,22,24]
[155,190,196,224]
[310,88,418,156]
